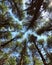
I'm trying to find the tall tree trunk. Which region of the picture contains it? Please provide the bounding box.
[18,40,27,65]
[34,42,48,65]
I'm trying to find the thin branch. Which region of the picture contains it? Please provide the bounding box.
[36,21,52,35]
[30,35,48,65]
[8,0,23,20]
[0,31,15,33]
[34,42,48,65]
[0,35,21,48]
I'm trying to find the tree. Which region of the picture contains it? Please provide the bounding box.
[0,0,52,65]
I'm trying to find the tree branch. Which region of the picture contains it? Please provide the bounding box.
[27,0,44,29]
[30,35,48,65]
[36,21,52,35]
[0,35,21,48]
[8,0,23,20]
[18,40,27,65]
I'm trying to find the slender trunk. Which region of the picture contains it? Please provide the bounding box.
[34,42,48,65]
[27,0,44,29]
[18,40,27,65]
[29,35,48,65]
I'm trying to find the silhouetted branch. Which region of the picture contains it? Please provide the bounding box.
[27,0,44,29]
[8,0,23,20]
[30,35,48,65]
[34,42,48,65]
[18,40,27,65]
[36,21,52,35]
[0,35,21,48]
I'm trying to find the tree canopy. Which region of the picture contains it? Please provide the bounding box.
[0,0,52,65]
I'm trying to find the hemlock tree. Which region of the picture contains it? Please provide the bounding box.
[0,0,52,65]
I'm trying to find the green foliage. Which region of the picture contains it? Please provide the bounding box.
[38,39,44,44]
[0,50,17,65]
[0,2,8,14]
[14,0,23,4]
[0,51,3,59]
[16,41,22,47]
[29,43,36,50]
[24,55,30,64]
[47,36,52,47]
[36,17,52,35]
[4,57,17,65]
[34,57,43,65]
[7,32,12,39]
[47,53,52,65]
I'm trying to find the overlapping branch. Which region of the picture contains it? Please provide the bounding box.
[29,35,48,65]
[26,0,44,29]
[0,35,21,48]
[8,0,23,20]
